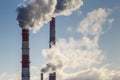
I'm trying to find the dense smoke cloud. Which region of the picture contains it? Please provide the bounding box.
[41,46,65,73]
[17,0,83,31]
[17,0,57,31]
[55,0,83,16]
[40,8,116,80]
[41,37,104,73]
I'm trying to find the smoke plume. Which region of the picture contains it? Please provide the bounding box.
[17,0,83,31]
[41,46,65,73]
[41,8,113,75]
[17,0,57,31]
[54,0,83,16]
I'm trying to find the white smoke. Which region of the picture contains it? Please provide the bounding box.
[54,0,83,16]
[17,0,83,32]
[17,0,57,32]
[41,37,104,73]
[41,8,111,73]
[41,8,117,80]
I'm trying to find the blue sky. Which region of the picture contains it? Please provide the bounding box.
[0,0,120,80]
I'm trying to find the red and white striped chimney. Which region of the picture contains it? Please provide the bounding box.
[21,29,30,80]
[49,72,56,80]
[49,17,56,80]
[49,17,55,48]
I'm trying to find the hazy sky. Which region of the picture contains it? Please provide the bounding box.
[0,0,120,80]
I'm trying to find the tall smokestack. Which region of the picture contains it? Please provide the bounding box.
[41,73,43,80]
[49,17,56,80]
[21,29,30,80]
[49,17,55,48]
[49,72,56,80]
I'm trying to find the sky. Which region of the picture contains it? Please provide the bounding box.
[0,0,120,80]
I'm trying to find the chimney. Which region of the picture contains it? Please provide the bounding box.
[41,73,43,80]
[21,29,30,80]
[49,17,55,48]
[49,17,56,80]
[49,72,56,80]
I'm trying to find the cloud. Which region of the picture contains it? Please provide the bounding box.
[66,68,120,80]
[1,67,119,80]
[0,72,20,80]
[77,8,112,36]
